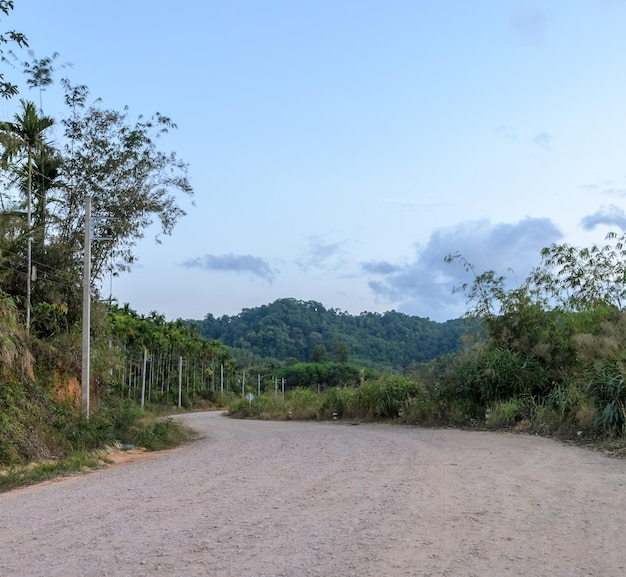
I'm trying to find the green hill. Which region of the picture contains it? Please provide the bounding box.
[193,298,467,370]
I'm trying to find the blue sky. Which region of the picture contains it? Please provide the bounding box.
[4,0,626,321]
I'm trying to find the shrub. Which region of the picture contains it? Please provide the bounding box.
[227,394,288,419]
[401,394,438,425]
[546,382,587,422]
[320,387,359,419]
[575,403,597,430]
[531,402,564,436]
[285,388,320,419]
[134,418,190,451]
[433,396,482,426]
[358,375,421,419]
[450,348,547,405]
[587,360,626,436]
[485,398,528,429]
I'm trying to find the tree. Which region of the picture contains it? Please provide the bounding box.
[56,81,193,282]
[195,297,465,369]
[0,1,28,99]
[529,236,626,312]
[30,150,62,250]
[0,100,55,329]
[310,344,328,363]
[330,340,349,363]
[207,339,228,391]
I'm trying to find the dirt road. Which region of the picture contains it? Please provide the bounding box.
[1,411,625,577]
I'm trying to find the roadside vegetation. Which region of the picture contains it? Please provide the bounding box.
[227,242,626,456]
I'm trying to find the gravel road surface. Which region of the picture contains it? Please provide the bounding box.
[1,411,625,577]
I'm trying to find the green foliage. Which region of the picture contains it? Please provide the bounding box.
[0,376,71,466]
[0,404,189,493]
[320,387,360,419]
[108,305,236,404]
[532,237,626,311]
[310,344,328,363]
[0,1,28,99]
[359,374,422,419]
[0,454,102,494]
[444,253,507,321]
[485,398,528,429]
[278,361,369,390]
[400,393,437,425]
[285,388,319,419]
[30,302,69,338]
[229,388,324,420]
[587,361,626,436]
[58,80,193,282]
[546,382,587,422]
[446,347,547,405]
[67,397,192,452]
[134,418,189,451]
[228,394,287,420]
[196,298,466,370]
[0,63,193,326]
[231,375,433,423]
[443,243,626,439]
[530,402,566,436]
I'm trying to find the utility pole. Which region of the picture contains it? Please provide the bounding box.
[141,348,147,409]
[26,161,32,331]
[81,197,116,419]
[178,356,183,408]
[81,196,91,419]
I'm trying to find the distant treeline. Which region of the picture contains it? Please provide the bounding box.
[192,298,467,369]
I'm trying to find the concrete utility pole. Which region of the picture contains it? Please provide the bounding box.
[81,196,91,419]
[81,198,116,419]
[26,213,32,331]
[178,356,183,408]
[141,348,147,409]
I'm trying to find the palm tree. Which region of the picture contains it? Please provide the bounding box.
[0,100,54,329]
[29,150,62,249]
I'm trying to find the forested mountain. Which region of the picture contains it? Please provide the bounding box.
[193,298,467,369]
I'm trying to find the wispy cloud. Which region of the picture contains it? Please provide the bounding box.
[511,5,549,42]
[581,180,626,197]
[496,126,553,150]
[181,254,276,283]
[495,124,518,141]
[580,205,626,231]
[361,261,401,275]
[534,131,553,150]
[377,198,451,209]
[368,217,563,320]
[296,235,347,270]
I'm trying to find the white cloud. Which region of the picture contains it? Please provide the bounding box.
[181,254,277,283]
[580,204,626,231]
[367,217,563,320]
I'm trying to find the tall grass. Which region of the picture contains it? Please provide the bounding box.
[224,372,613,445]
[587,360,626,436]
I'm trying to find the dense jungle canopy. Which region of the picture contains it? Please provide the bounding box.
[194,298,466,369]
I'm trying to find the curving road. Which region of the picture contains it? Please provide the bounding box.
[1,411,625,576]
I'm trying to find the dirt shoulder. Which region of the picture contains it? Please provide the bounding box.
[1,412,625,577]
